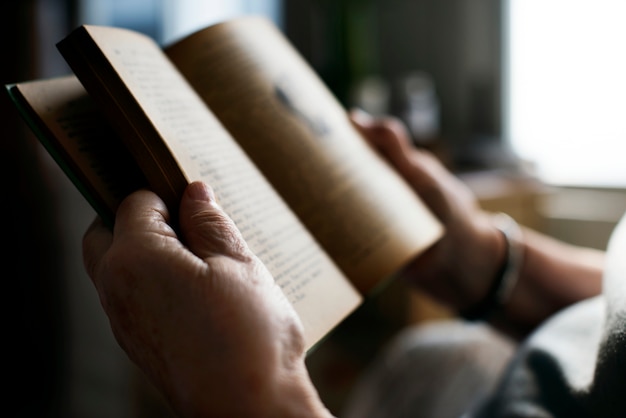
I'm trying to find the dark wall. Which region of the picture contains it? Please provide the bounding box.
[284,0,504,151]
[1,2,69,417]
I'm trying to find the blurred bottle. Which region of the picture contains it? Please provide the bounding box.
[396,71,440,146]
[349,75,391,117]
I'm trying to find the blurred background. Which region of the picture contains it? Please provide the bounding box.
[3,1,625,417]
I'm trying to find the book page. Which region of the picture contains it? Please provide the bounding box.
[9,77,147,225]
[166,17,444,294]
[57,25,362,350]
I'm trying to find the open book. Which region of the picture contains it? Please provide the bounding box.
[7,16,443,351]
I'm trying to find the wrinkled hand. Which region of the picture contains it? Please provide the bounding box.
[83,181,331,418]
[350,110,505,312]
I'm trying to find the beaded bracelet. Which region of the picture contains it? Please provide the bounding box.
[460,212,524,321]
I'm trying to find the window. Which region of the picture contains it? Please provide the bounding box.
[506,0,626,187]
[78,0,283,45]
[161,0,282,44]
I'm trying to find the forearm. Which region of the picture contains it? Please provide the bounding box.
[270,365,336,418]
[254,362,335,418]
[348,111,606,338]
[494,226,605,336]
[164,353,333,418]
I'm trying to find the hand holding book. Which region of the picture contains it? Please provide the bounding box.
[7,16,443,350]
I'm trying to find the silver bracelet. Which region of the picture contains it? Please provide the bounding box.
[461,212,524,321]
[492,212,524,307]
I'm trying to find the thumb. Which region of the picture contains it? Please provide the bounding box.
[350,109,469,222]
[178,181,251,261]
[350,109,434,182]
[350,108,413,152]
[351,110,446,198]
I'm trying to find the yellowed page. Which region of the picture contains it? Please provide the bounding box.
[10,76,147,225]
[57,25,362,350]
[166,17,444,294]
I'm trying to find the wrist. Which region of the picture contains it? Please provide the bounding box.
[267,361,335,418]
[460,212,524,322]
[171,357,332,418]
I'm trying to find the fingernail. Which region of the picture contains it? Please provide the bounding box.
[187,181,215,202]
[349,107,373,124]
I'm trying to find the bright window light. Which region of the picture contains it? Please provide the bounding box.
[506,0,626,187]
[161,0,283,44]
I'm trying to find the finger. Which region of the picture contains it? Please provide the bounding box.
[350,109,469,221]
[84,190,175,286]
[349,108,413,152]
[350,109,442,189]
[350,109,426,174]
[82,216,113,281]
[178,181,251,261]
[113,189,174,241]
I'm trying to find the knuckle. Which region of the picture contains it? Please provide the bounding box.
[192,209,252,260]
